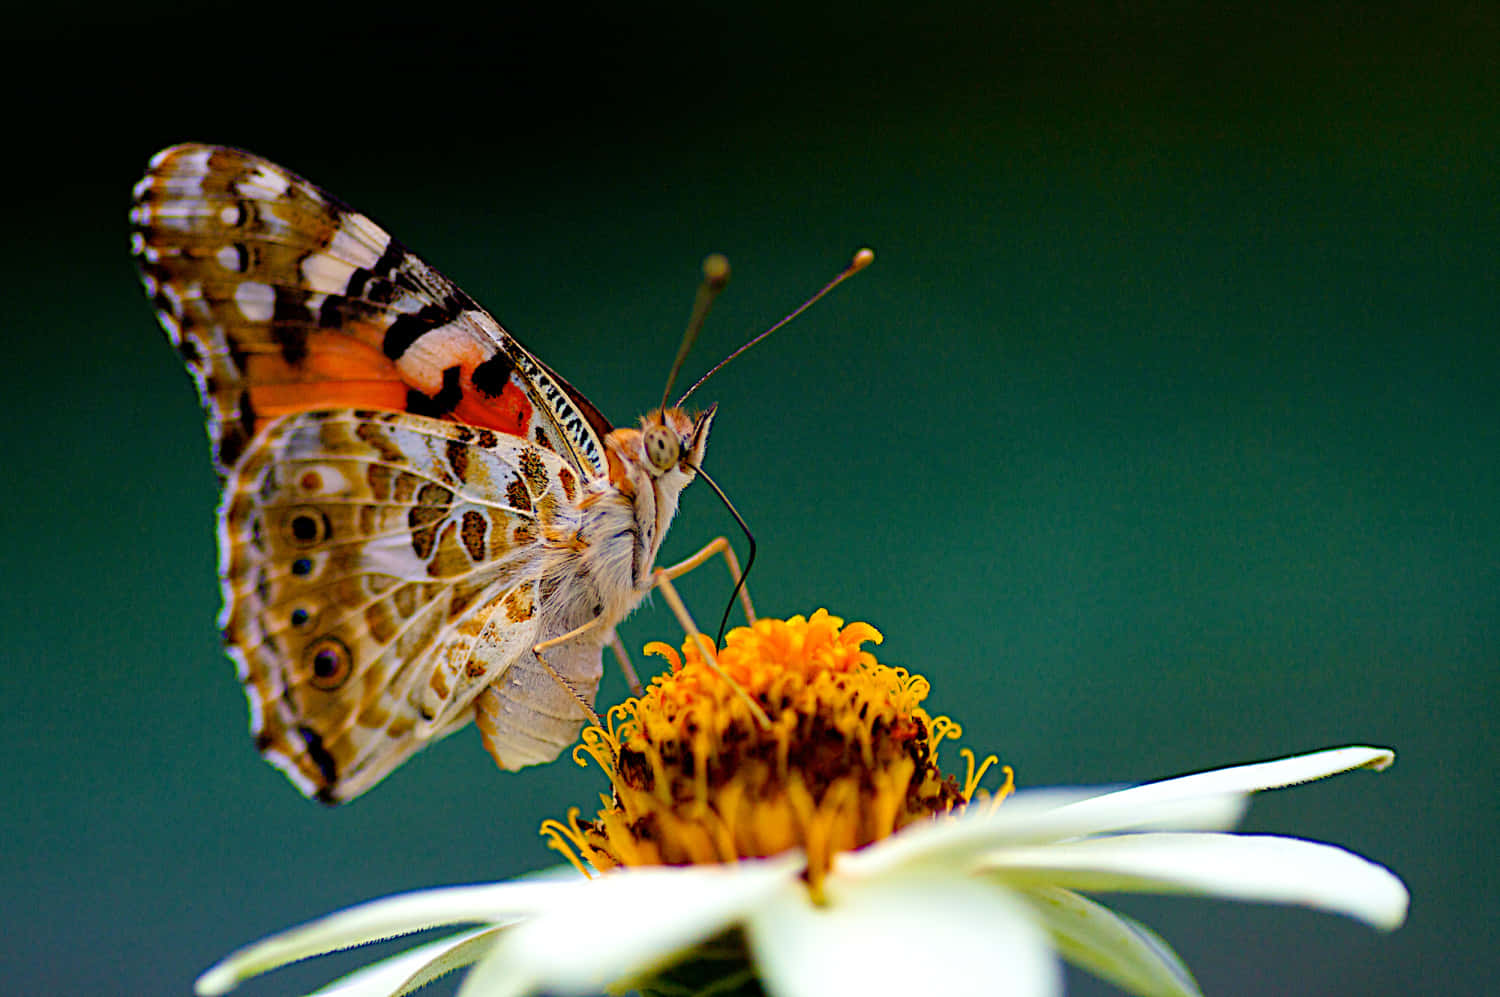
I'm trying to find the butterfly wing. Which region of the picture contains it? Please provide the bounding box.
[224,409,591,802]
[130,143,613,478]
[130,144,608,800]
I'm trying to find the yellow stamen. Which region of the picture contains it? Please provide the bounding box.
[541,610,1006,892]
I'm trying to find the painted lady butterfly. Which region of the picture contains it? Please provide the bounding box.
[130,144,740,803]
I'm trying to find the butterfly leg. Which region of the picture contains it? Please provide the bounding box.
[607,635,645,697]
[529,538,758,726]
[655,535,756,624]
[651,570,771,728]
[529,616,612,728]
[599,537,750,702]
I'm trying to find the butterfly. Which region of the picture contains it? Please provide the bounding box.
[130,144,736,803]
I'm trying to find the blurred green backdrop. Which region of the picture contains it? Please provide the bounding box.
[2,3,1495,995]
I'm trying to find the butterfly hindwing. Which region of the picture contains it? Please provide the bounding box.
[222,408,595,802]
[130,143,613,479]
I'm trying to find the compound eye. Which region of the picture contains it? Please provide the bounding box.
[643,424,680,472]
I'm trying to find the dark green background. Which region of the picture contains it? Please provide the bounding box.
[4,4,1495,995]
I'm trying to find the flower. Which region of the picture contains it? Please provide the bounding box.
[195,612,1407,997]
[543,611,976,895]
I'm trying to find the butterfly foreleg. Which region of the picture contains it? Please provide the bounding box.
[599,534,759,705]
[607,635,645,697]
[655,535,756,625]
[651,571,770,728]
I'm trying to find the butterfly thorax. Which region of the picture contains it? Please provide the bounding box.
[578,406,715,619]
[470,405,712,776]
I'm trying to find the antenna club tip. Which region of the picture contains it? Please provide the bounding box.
[851,247,875,271]
[701,253,731,288]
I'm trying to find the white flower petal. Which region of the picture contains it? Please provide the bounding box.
[748,869,1062,997]
[1015,885,1201,997]
[836,791,1247,880]
[983,832,1409,930]
[194,881,568,995]
[458,855,804,997]
[1049,747,1394,828]
[845,745,1393,879]
[309,927,502,997]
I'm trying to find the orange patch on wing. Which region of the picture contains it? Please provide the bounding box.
[243,334,409,426]
[247,381,408,424]
[451,379,534,438]
[242,333,405,384]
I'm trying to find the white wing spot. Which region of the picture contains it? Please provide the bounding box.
[216,245,247,273]
[160,281,183,317]
[300,252,360,293]
[177,146,213,177]
[226,642,253,683]
[239,164,290,199]
[262,748,318,797]
[327,214,388,267]
[219,204,242,226]
[243,688,263,732]
[234,281,275,322]
[130,231,146,255]
[394,317,488,394]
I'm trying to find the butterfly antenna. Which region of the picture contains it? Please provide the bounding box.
[660,254,732,414]
[676,248,874,407]
[688,463,758,645]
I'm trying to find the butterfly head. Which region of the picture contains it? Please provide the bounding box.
[641,405,715,481]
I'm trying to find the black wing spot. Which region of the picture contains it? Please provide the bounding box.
[177,337,203,365]
[307,636,353,690]
[382,303,456,359]
[297,725,339,787]
[366,279,398,305]
[284,507,331,546]
[405,365,463,417]
[223,243,249,273]
[345,267,372,298]
[237,390,258,434]
[317,293,346,328]
[369,239,405,279]
[220,395,254,465]
[271,323,309,366]
[471,352,517,397]
[225,331,249,377]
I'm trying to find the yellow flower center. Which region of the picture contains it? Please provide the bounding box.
[542,610,1006,893]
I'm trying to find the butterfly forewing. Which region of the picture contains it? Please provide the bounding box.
[130,143,611,477]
